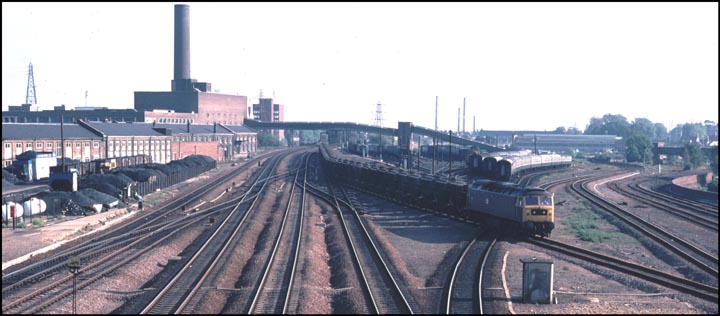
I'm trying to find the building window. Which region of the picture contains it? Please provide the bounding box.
[76,143,81,148]
[16,143,22,148]
[93,142,99,148]
[36,143,43,148]
[47,143,53,148]
[4,143,9,148]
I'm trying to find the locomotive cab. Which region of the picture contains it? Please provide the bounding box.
[520,191,555,237]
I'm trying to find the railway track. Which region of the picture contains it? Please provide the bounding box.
[140,149,292,314]
[2,156,259,289]
[634,179,718,217]
[247,153,309,314]
[444,231,497,314]
[607,181,718,232]
[303,180,415,314]
[1,160,275,313]
[526,237,719,302]
[571,176,719,279]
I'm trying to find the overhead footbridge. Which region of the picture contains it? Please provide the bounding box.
[243,119,502,152]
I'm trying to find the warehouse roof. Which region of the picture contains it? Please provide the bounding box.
[1,123,102,140]
[83,121,169,137]
[152,123,232,135]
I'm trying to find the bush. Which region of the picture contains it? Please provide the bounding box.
[17,222,27,228]
[32,218,45,226]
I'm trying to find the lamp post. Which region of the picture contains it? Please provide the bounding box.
[67,256,81,314]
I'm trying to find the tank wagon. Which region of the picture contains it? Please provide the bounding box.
[319,144,555,237]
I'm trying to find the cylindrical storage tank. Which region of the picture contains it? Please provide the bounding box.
[2,202,24,221]
[23,198,47,216]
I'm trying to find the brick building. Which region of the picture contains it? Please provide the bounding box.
[251,98,285,140]
[2,123,105,167]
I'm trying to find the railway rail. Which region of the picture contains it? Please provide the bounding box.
[526,237,718,302]
[444,231,497,314]
[2,158,273,313]
[303,180,415,314]
[247,153,309,314]
[571,176,719,279]
[140,149,295,314]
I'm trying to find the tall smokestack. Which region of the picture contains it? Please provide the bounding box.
[463,97,466,134]
[172,4,191,91]
[435,96,438,131]
[457,107,460,133]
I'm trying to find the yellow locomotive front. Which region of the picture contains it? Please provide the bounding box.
[520,191,555,237]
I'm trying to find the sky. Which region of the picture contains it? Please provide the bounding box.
[2,2,718,132]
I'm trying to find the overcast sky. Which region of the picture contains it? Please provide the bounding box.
[2,2,718,131]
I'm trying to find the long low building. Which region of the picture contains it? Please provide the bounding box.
[2,121,257,167]
[512,134,623,154]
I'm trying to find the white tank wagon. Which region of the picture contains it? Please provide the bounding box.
[2,202,25,221]
[23,197,48,217]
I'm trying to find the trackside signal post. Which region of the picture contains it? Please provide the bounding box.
[67,256,81,314]
[520,257,554,304]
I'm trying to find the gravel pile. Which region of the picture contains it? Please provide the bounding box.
[79,188,122,206]
[10,155,215,218]
[81,173,134,197]
[113,168,160,182]
[2,169,20,184]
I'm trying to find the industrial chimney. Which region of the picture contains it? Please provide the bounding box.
[172,4,191,91]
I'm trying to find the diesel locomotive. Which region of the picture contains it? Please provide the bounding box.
[320,144,555,237]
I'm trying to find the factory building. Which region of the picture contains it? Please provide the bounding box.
[152,122,257,160]
[80,121,174,164]
[2,105,143,123]
[2,123,105,167]
[3,3,257,164]
[134,4,247,126]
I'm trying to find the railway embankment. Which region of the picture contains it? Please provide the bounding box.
[670,172,717,202]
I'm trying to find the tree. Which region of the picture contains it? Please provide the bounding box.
[299,130,322,144]
[653,123,668,142]
[564,148,577,159]
[671,123,708,144]
[554,126,566,134]
[257,133,283,147]
[682,123,708,144]
[682,143,705,170]
[584,114,630,137]
[626,145,641,163]
[710,145,718,175]
[566,127,582,135]
[625,134,653,163]
[630,118,656,141]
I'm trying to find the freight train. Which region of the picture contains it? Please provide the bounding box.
[50,155,152,177]
[347,143,402,163]
[419,144,474,161]
[320,144,555,237]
